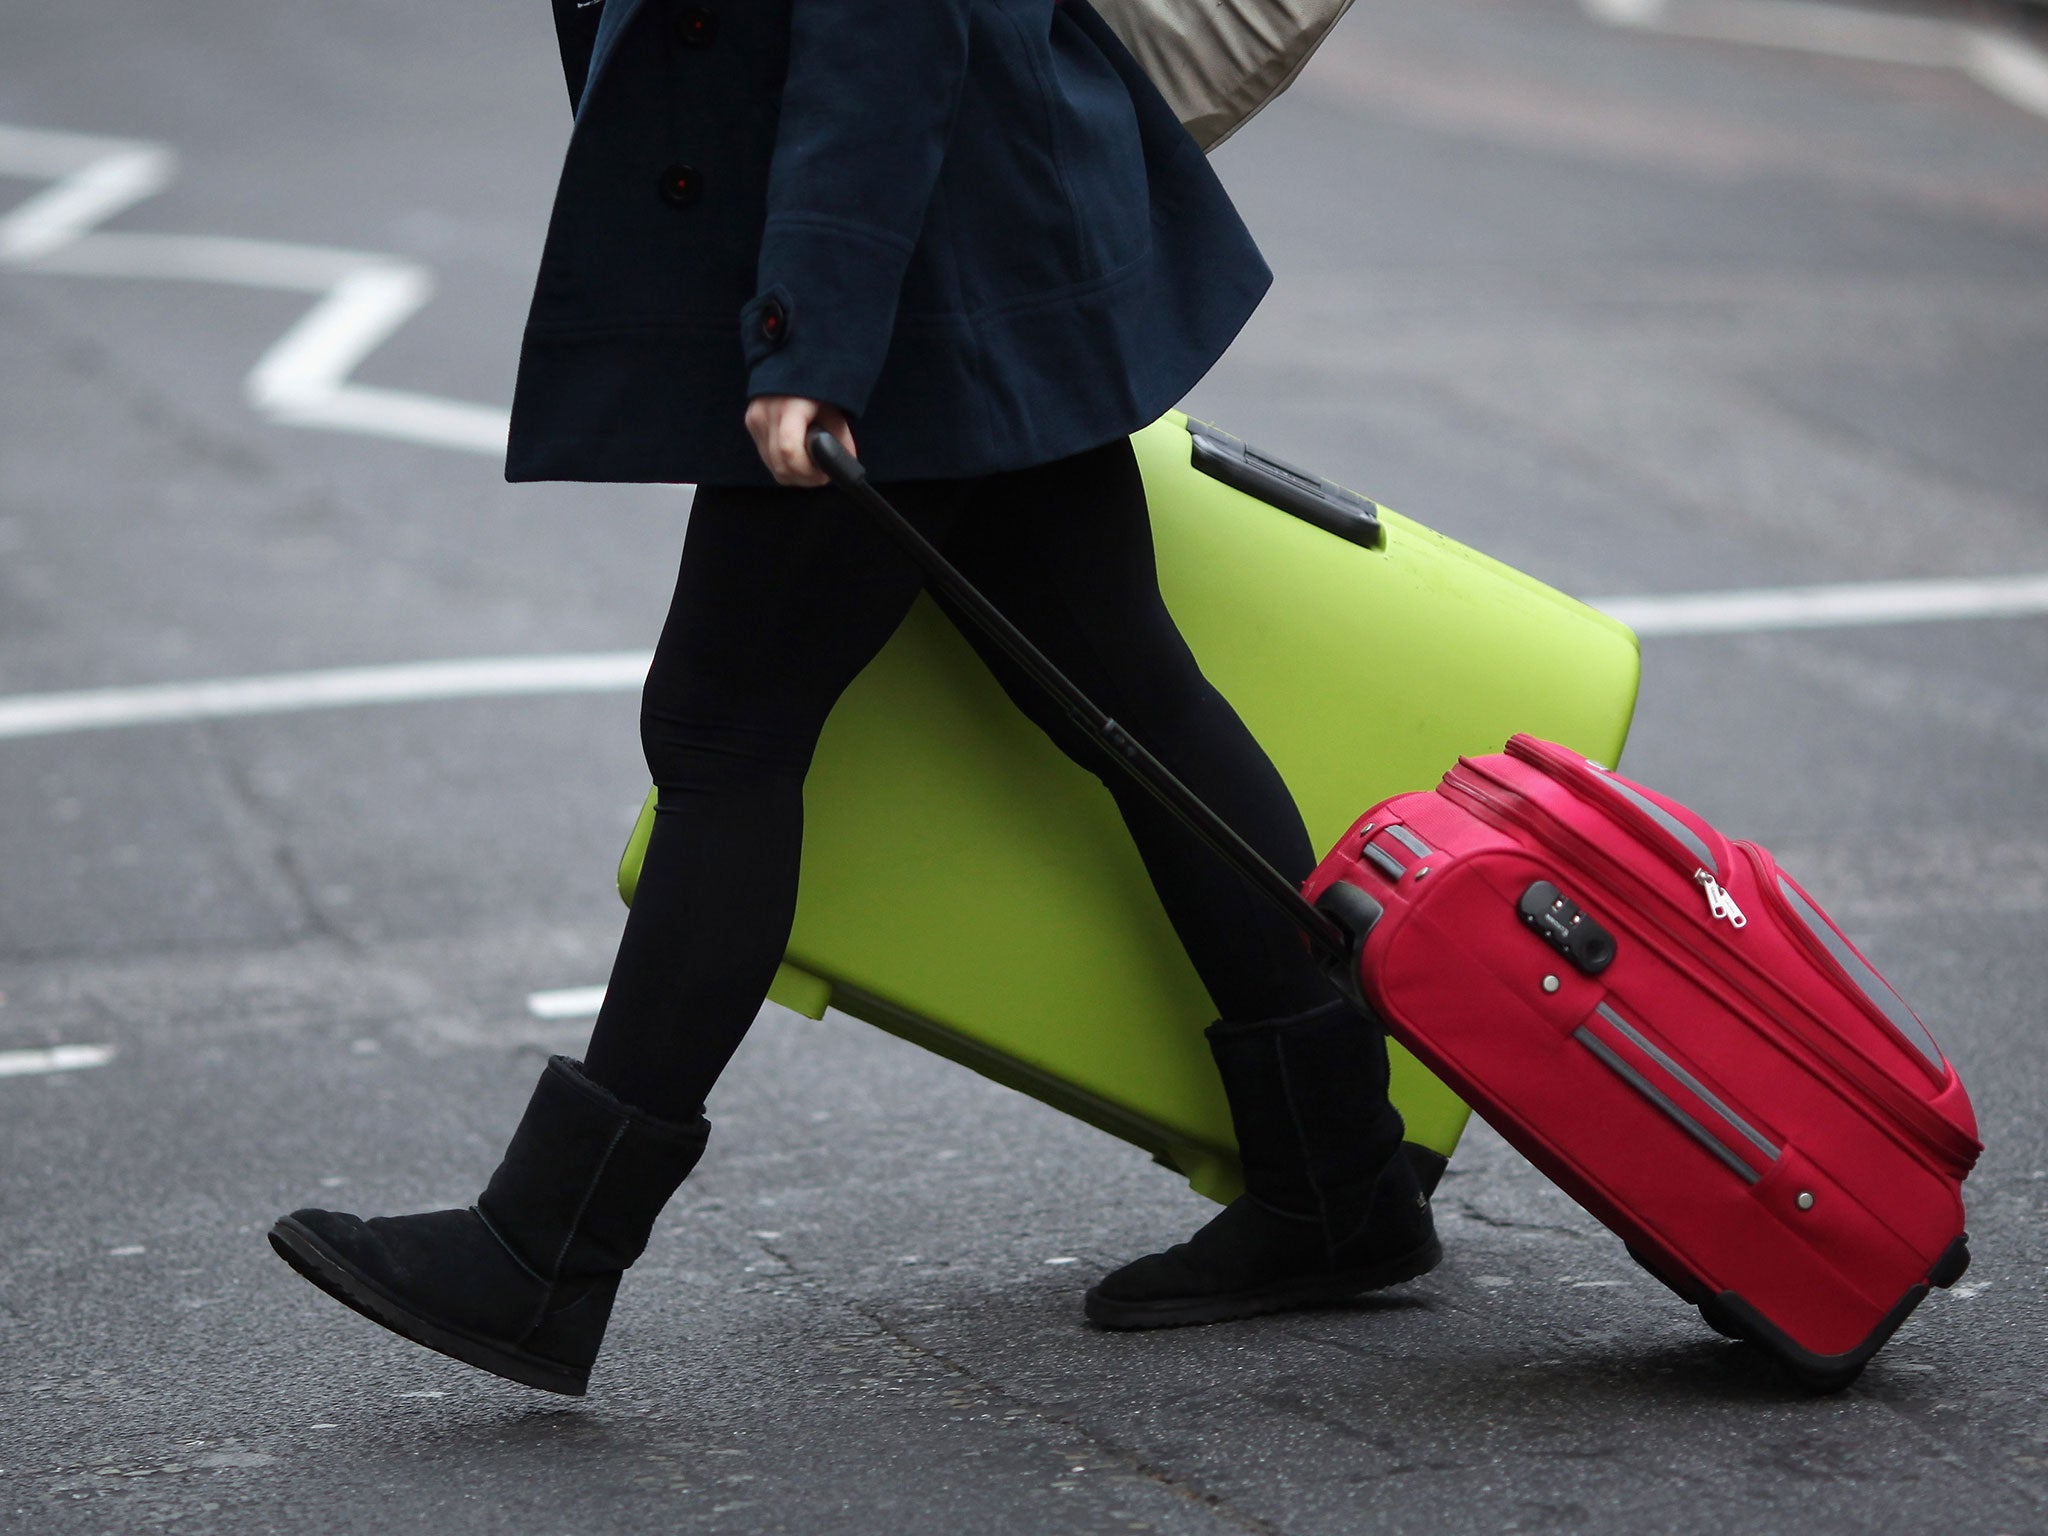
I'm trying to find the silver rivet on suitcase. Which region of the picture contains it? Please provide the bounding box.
[1796,1192,1815,1210]
[1542,975,1560,994]
[1414,865,1431,880]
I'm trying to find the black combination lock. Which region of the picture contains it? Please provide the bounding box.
[1518,880,1617,975]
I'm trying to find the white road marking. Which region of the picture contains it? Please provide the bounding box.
[0,129,176,261]
[1582,0,2048,122]
[527,985,609,1021]
[1594,572,2048,637]
[0,122,508,456]
[0,1044,117,1078]
[0,653,649,743]
[0,571,2044,745]
[246,264,511,455]
[1967,30,2048,121]
[1584,0,1956,66]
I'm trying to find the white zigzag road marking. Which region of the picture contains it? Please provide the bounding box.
[1581,0,2048,120]
[0,127,176,261]
[0,122,509,455]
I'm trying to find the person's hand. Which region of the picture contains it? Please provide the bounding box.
[745,395,857,487]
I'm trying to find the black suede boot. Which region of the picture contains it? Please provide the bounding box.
[268,1056,708,1395]
[1085,999,1441,1328]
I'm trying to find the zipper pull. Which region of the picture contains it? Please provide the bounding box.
[1695,869,1747,929]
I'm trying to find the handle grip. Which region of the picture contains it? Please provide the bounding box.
[808,430,864,486]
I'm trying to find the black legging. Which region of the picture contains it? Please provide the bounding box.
[582,436,1337,1121]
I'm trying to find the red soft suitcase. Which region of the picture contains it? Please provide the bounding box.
[1303,734,1980,1389]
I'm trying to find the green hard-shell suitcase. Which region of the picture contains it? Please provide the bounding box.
[616,412,1641,1202]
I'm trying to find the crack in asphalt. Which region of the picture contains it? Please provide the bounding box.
[1859,1370,2048,1518]
[746,1234,1286,1536]
[192,718,357,952]
[1444,1198,1593,1242]
[8,282,280,485]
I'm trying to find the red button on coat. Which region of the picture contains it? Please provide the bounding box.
[677,7,717,46]
[658,164,702,208]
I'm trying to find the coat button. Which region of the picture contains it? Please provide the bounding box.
[658,164,702,208]
[759,297,790,346]
[677,6,717,46]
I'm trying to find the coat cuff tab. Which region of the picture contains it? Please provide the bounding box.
[740,285,795,367]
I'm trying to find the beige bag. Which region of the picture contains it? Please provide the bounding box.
[1088,0,1358,150]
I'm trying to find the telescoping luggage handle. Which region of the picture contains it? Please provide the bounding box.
[808,431,1361,968]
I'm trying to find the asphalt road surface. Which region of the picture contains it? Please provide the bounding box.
[5,1,2048,1532]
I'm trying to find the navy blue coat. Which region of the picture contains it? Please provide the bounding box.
[505,0,1272,486]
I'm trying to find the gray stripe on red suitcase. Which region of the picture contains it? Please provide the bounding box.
[1385,824,1432,859]
[1573,1027,1764,1184]
[1595,1003,1780,1162]
[1588,773,1718,876]
[1773,876,1946,1070]
[1362,841,1407,880]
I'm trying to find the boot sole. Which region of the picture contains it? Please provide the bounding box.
[268,1216,589,1396]
[1083,1234,1444,1331]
